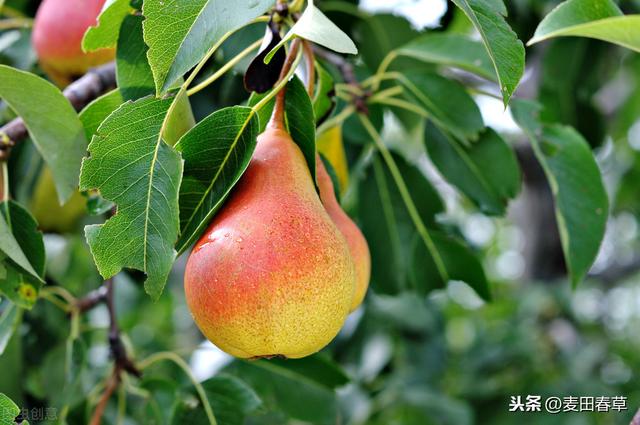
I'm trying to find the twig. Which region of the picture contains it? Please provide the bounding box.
[0,62,116,159]
[313,45,358,86]
[89,279,140,425]
[275,0,289,17]
[313,45,368,114]
[105,279,140,378]
[589,256,640,284]
[0,17,32,30]
[89,368,120,425]
[75,285,109,313]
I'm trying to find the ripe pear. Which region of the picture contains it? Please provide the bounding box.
[31,167,87,233]
[316,156,371,311]
[184,124,356,359]
[316,125,349,193]
[32,0,115,87]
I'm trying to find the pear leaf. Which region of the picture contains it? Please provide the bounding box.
[142,0,274,94]
[266,3,357,63]
[528,0,640,52]
[512,100,608,286]
[82,0,132,52]
[451,0,525,106]
[175,106,260,254]
[0,65,86,204]
[80,97,183,300]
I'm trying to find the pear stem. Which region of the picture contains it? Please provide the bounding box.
[268,38,302,130]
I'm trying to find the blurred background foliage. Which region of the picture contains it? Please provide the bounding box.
[2,0,640,424]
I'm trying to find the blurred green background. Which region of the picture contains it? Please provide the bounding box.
[2,0,640,424]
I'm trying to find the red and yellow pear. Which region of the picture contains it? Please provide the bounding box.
[316,155,371,311]
[32,0,114,87]
[184,111,356,359]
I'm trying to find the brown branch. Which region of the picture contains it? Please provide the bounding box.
[89,367,120,425]
[312,45,369,114]
[0,62,117,159]
[105,278,140,377]
[589,256,640,285]
[75,285,109,313]
[275,0,289,17]
[88,278,140,425]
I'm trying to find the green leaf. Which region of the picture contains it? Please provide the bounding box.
[267,3,357,62]
[58,338,87,411]
[355,13,418,70]
[171,374,262,425]
[0,302,20,355]
[227,358,340,423]
[142,0,274,94]
[116,14,155,101]
[175,106,259,254]
[528,0,640,52]
[451,0,525,106]
[424,124,521,216]
[370,292,436,332]
[313,63,336,124]
[163,90,197,147]
[265,354,349,389]
[359,153,444,294]
[139,377,179,423]
[0,202,42,281]
[0,202,45,309]
[80,97,183,300]
[82,0,132,52]
[283,77,317,182]
[411,232,491,301]
[79,89,124,141]
[512,100,608,286]
[0,393,26,425]
[0,65,87,203]
[397,33,496,82]
[402,72,484,142]
[248,77,317,180]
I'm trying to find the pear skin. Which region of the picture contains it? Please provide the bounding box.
[32,0,115,87]
[184,126,356,359]
[316,125,349,193]
[316,156,371,311]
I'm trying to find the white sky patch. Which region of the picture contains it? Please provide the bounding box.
[359,0,447,29]
[474,95,520,134]
[190,340,233,381]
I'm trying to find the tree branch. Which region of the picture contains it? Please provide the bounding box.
[88,278,140,425]
[89,367,120,425]
[313,45,369,114]
[105,278,140,378]
[589,257,640,285]
[75,285,109,313]
[0,62,117,159]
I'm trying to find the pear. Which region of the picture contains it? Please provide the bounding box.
[316,125,349,193]
[184,124,356,359]
[32,0,115,87]
[316,156,371,311]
